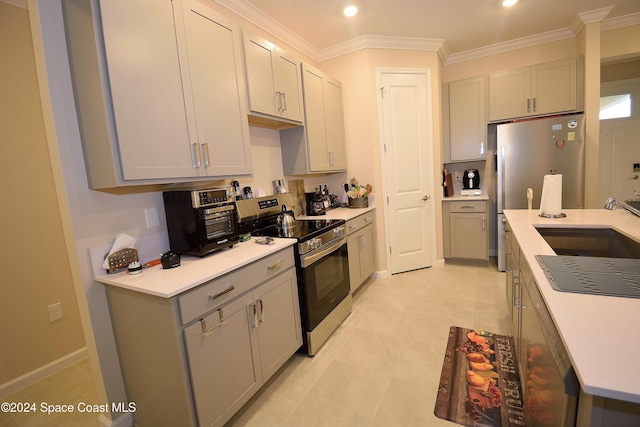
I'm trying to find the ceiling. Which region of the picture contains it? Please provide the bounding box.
[217,0,640,62]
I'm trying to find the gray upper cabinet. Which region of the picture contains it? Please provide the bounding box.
[489,57,581,122]
[242,30,304,126]
[280,63,347,174]
[64,0,252,189]
[443,76,488,162]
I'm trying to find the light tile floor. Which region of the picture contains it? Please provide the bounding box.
[0,260,508,427]
[0,358,99,427]
[227,260,510,426]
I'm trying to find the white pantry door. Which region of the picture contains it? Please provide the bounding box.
[378,70,435,274]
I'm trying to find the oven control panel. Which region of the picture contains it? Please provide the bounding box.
[195,187,233,207]
[298,225,346,255]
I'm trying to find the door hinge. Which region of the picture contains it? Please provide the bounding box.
[380,86,384,98]
[389,246,392,254]
[386,196,389,204]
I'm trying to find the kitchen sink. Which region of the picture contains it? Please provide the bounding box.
[535,226,640,259]
[626,199,640,211]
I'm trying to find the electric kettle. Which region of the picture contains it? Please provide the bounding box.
[277,205,295,237]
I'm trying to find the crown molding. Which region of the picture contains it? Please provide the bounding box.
[317,35,446,63]
[214,0,319,60]
[444,28,575,65]
[601,12,640,32]
[0,0,27,8]
[214,1,639,65]
[570,6,614,34]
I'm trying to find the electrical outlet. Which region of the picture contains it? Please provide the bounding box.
[454,171,460,181]
[145,207,160,228]
[48,302,63,322]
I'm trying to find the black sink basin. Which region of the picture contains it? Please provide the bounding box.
[626,199,640,211]
[535,227,640,259]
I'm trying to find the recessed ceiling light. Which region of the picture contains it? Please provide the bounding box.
[344,5,358,17]
[503,0,518,6]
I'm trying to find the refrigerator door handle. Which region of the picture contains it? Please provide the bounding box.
[499,145,506,212]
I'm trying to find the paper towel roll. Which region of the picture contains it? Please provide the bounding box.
[540,174,562,217]
[101,233,138,269]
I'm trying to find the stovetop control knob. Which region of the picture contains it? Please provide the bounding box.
[305,238,319,252]
[334,226,345,237]
[312,237,321,249]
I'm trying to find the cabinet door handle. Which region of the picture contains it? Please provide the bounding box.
[526,98,531,113]
[275,91,282,111]
[532,97,536,112]
[460,205,475,209]
[200,309,226,337]
[208,285,234,301]
[191,142,201,168]
[201,142,210,167]
[480,142,485,156]
[482,217,486,230]
[328,151,334,167]
[249,303,258,328]
[267,260,285,272]
[258,299,264,323]
[281,92,287,112]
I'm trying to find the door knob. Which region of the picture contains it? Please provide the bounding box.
[422,195,431,201]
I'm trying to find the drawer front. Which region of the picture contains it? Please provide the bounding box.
[448,201,486,213]
[346,213,373,235]
[178,248,294,325]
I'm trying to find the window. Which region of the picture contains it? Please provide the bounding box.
[600,94,631,120]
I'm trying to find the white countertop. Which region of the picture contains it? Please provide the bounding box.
[297,205,375,221]
[442,194,490,201]
[94,207,375,298]
[504,208,640,403]
[95,238,296,298]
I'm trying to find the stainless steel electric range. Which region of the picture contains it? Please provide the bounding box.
[236,194,351,356]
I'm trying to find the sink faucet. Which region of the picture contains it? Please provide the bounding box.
[603,197,640,218]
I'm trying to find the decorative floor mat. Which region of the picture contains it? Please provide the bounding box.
[435,326,524,426]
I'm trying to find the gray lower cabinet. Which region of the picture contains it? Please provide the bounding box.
[505,218,520,354]
[346,211,375,293]
[106,248,301,427]
[443,200,489,261]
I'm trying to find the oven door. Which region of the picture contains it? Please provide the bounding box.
[299,237,350,331]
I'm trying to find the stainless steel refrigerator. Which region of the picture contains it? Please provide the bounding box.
[497,113,585,271]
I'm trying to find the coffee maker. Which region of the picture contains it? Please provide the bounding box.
[461,169,481,196]
[305,192,326,216]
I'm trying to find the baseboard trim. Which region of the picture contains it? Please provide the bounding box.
[99,412,134,427]
[0,347,88,398]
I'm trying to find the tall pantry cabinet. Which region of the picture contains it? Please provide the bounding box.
[64,0,252,189]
